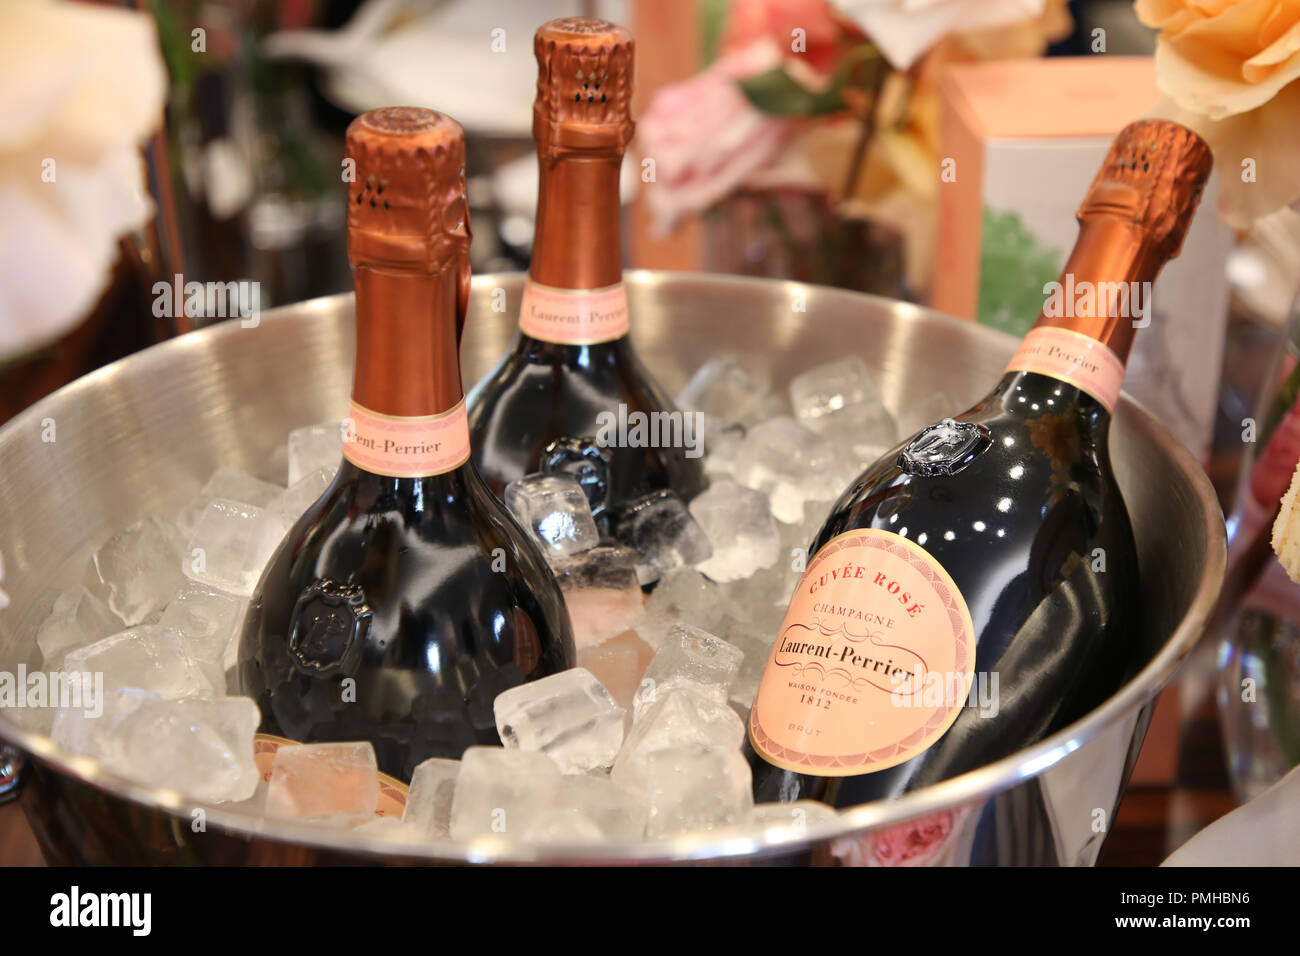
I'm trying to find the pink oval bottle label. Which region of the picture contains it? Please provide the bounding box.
[342,399,471,478]
[1004,327,1124,412]
[518,280,630,345]
[748,529,976,777]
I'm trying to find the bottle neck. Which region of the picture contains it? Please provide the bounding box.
[345,262,473,480]
[1003,215,1169,415]
[529,152,623,290]
[352,264,463,416]
[1030,215,1166,366]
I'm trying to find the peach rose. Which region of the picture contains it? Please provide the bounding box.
[1137,0,1300,226]
[1137,0,1300,119]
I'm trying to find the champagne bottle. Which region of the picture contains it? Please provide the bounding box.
[747,120,1212,807]
[239,108,575,781]
[467,17,705,528]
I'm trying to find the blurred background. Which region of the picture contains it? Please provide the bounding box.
[2,0,1299,865]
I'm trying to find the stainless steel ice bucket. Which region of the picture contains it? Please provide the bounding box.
[0,271,1225,865]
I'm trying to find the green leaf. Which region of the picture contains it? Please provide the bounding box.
[699,0,731,65]
[740,67,836,116]
[738,44,880,118]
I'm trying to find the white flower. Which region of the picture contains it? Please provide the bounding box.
[839,0,1049,70]
[0,0,166,360]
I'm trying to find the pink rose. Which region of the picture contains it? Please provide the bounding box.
[637,40,798,234]
[1250,381,1300,511]
[832,807,966,866]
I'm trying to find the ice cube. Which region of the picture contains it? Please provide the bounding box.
[521,808,605,844]
[726,630,778,708]
[577,630,655,710]
[177,467,284,534]
[62,625,217,700]
[562,585,646,650]
[701,414,745,478]
[677,358,778,426]
[612,688,746,794]
[732,417,841,523]
[722,564,792,628]
[494,667,625,773]
[449,747,563,840]
[611,490,712,572]
[159,582,247,685]
[635,625,744,718]
[551,544,642,593]
[275,467,332,524]
[504,474,600,561]
[229,780,269,816]
[265,741,379,819]
[747,800,839,835]
[259,441,290,485]
[288,422,343,486]
[553,545,646,649]
[722,512,814,630]
[690,481,780,582]
[36,587,122,667]
[639,744,754,837]
[51,687,158,760]
[781,509,824,575]
[628,561,660,588]
[635,568,727,649]
[92,516,186,625]
[789,357,898,449]
[541,437,612,517]
[729,698,752,727]
[354,816,424,842]
[403,757,460,838]
[115,696,260,803]
[522,775,648,843]
[183,498,286,597]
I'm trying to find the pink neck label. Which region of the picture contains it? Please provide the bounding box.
[518,279,629,345]
[342,399,471,478]
[1004,327,1124,411]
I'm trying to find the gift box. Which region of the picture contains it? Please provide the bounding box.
[933,56,1234,461]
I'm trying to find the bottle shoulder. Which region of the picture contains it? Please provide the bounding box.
[274,467,541,568]
[469,336,672,407]
[820,400,1130,568]
[465,334,706,503]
